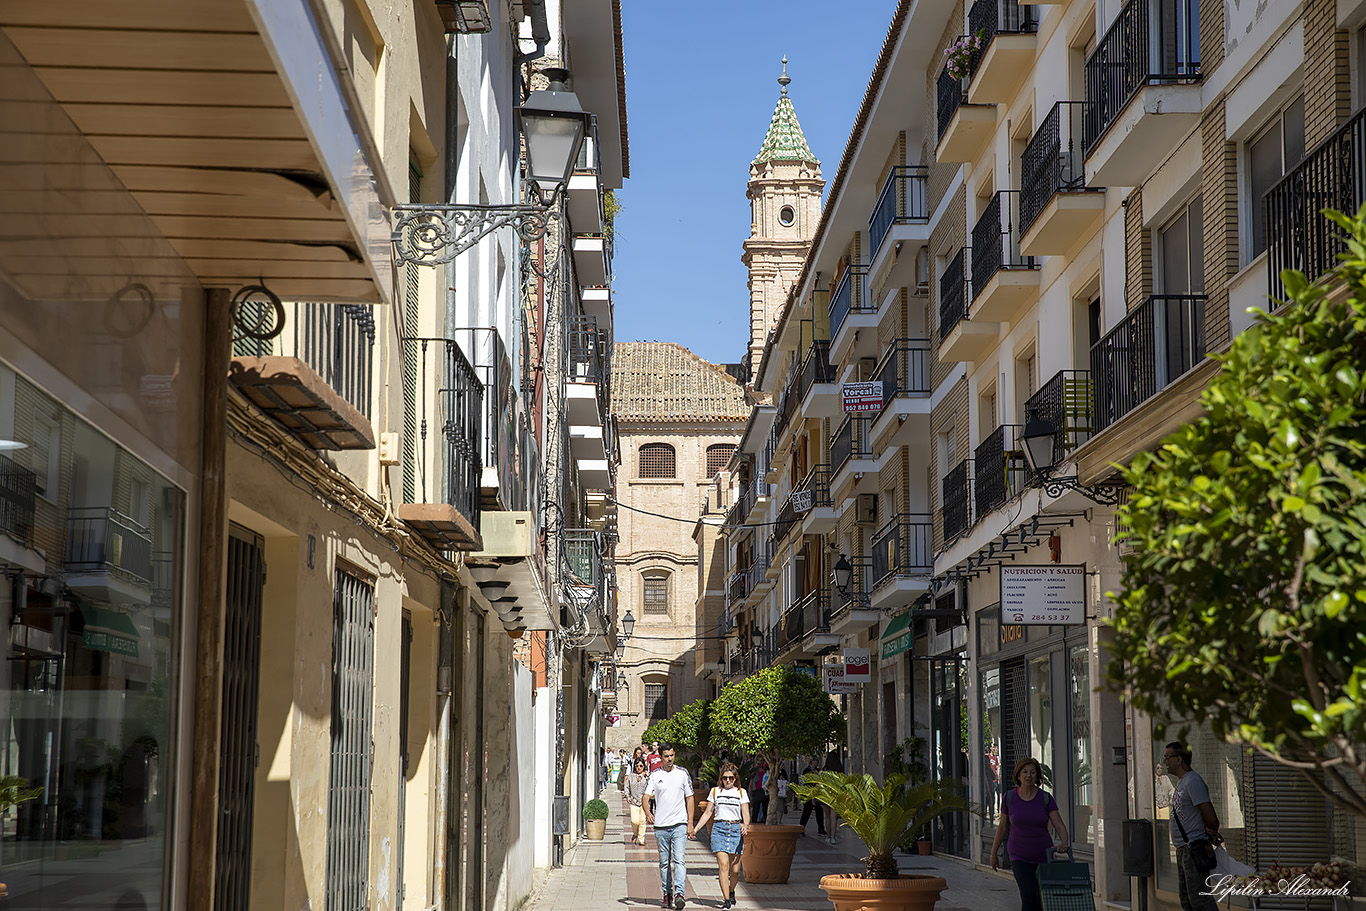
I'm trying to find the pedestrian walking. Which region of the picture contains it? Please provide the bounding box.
[748,764,768,824]
[644,743,695,909]
[989,756,1070,911]
[625,757,651,845]
[693,762,750,911]
[605,748,619,791]
[647,741,664,773]
[775,766,789,816]
[1163,742,1221,911]
[798,758,827,836]
[822,748,844,843]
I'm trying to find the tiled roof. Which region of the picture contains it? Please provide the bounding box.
[611,342,749,423]
[753,94,817,166]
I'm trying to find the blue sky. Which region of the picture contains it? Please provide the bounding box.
[611,3,895,366]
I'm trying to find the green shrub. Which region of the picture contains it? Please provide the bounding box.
[583,798,610,820]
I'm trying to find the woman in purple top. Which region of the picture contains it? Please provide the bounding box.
[989,757,1070,911]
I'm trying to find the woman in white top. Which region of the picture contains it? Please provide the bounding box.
[693,761,750,910]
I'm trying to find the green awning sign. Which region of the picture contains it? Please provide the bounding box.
[83,629,139,657]
[80,607,140,657]
[881,612,912,659]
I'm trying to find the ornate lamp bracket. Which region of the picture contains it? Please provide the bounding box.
[1038,473,1125,506]
[392,203,557,267]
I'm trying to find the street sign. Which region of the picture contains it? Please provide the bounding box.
[843,647,871,682]
[791,488,814,513]
[1000,564,1086,625]
[842,381,883,413]
[824,663,858,694]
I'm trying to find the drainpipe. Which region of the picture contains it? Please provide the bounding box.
[517,0,551,64]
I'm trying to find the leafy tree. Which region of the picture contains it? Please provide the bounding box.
[668,698,714,771]
[642,717,675,746]
[710,665,845,822]
[790,773,965,878]
[1107,207,1366,818]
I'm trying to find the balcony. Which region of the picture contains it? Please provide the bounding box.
[1020,102,1105,256]
[941,459,973,543]
[718,605,737,639]
[1024,370,1094,460]
[1265,106,1366,303]
[830,556,880,636]
[572,233,611,286]
[777,602,805,656]
[65,507,152,604]
[798,338,840,419]
[229,302,377,450]
[1091,294,1206,434]
[395,339,483,551]
[829,264,874,361]
[796,463,837,536]
[770,495,800,551]
[936,63,995,163]
[869,166,930,271]
[966,0,1038,104]
[564,528,609,639]
[567,315,608,431]
[1083,0,1201,187]
[799,590,839,653]
[747,553,773,602]
[870,513,933,610]
[971,191,1039,323]
[938,248,998,363]
[870,339,932,446]
[976,424,1029,518]
[831,414,874,485]
[728,567,751,607]
[567,125,604,233]
[452,328,541,508]
[0,455,36,546]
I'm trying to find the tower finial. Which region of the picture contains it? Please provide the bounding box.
[778,56,790,95]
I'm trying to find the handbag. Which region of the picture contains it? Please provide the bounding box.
[1173,811,1218,874]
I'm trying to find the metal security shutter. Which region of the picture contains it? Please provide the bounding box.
[1250,756,1332,909]
[214,528,266,911]
[327,569,375,911]
[1000,659,1029,786]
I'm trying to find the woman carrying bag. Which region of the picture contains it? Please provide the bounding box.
[989,757,1069,911]
[693,762,750,910]
[625,757,651,845]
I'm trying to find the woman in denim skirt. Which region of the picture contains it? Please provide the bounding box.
[694,762,751,910]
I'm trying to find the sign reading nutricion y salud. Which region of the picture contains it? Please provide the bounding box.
[1000,564,1086,625]
[842,381,883,413]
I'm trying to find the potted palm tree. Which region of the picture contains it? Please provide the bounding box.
[790,772,965,911]
[711,666,844,883]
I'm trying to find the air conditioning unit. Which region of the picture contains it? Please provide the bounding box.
[855,493,877,525]
[857,357,876,380]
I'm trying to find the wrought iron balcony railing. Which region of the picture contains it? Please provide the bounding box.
[717,606,736,639]
[1090,294,1206,434]
[1265,105,1366,303]
[65,506,153,583]
[798,589,832,636]
[747,554,770,592]
[1083,0,1201,152]
[937,63,966,142]
[974,424,1028,518]
[770,496,799,550]
[872,513,933,587]
[829,264,872,339]
[869,167,930,258]
[778,603,805,652]
[972,191,1036,302]
[942,459,972,542]
[564,528,604,589]
[831,555,873,617]
[968,0,1038,79]
[795,463,833,511]
[728,568,750,606]
[569,315,606,387]
[939,248,970,340]
[0,454,36,545]
[234,301,377,419]
[1024,370,1094,459]
[875,338,932,417]
[832,415,872,476]
[800,340,835,398]
[1021,102,1092,237]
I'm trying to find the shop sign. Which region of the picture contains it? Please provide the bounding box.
[605,713,621,727]
[824,663,858,694]
[880,612,912,659]
[1000,564,1086,625]
[843,647,871,682]
[791,488,814,513]
[83,629,139,657]
[841,381,883,413]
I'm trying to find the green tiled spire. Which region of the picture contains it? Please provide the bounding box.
[753,57,817,166]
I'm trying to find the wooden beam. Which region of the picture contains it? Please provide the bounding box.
[87,136,319,171]
[0,0,256,32]
[6,27,274,72]
[33,67,291,107]
[65,105,304,140]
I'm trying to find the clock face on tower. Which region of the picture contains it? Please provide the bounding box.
[779,206,795,227]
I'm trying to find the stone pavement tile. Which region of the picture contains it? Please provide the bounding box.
[527,793,1020,911]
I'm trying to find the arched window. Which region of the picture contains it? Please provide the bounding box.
[638,442,676,478]
[706,443,736,479]
[642,571,670,614]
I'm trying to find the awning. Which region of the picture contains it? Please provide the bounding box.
[880,612,912,659]
[79,606,140,657]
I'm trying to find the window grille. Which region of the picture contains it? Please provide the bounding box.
[706,444,736,478]
[327,568,375,911]
[643,574,669,614]
[645,683,668,721]
[639,442,676,478]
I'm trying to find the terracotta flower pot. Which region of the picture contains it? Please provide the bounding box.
[585,818,607,840]
[818,872,948,911]
[916,839,932,855]
[740,823,804,883]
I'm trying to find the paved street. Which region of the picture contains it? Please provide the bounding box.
[527,790,1020,911]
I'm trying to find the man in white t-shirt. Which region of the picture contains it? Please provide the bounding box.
[644,743,695,909]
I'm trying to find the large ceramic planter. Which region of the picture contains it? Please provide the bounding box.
[585,819,606,840]
[740,823,804,883]
[818,873,948,911]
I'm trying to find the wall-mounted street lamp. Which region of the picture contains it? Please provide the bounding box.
[620,610,635,638]
[1020,408,1123,505]
[832,555,853,592]
[392,68,591,266]
[615,638,626,660]
[616,671,628,691]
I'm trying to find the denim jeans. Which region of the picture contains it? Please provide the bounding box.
[655,823,688,896]
[1011,859,1042,911]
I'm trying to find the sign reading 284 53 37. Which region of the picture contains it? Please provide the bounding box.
[999,565,1086,625]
